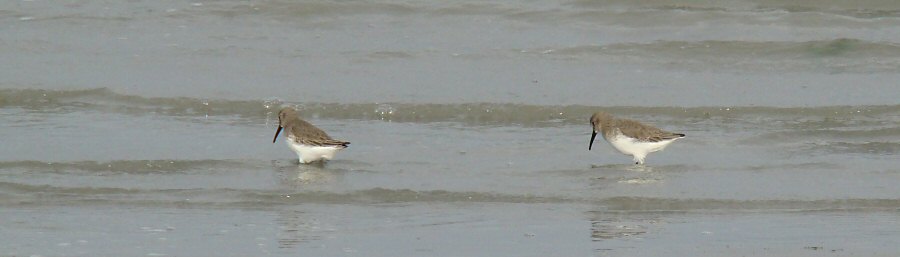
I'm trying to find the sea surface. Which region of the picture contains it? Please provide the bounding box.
[2,1,899,256]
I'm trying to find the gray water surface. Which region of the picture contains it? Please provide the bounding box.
[2,1,900,256]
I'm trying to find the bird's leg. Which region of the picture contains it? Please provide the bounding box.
[633,155,646,165]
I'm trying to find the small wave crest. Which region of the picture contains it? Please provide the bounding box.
[810,141,900,155]
[527,39,900,72]
[566,0,900,19]
[0,159,256,174]
[3,88,899,126]
[2,182,897,212]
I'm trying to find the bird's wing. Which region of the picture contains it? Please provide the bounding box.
[290,120,350,147]
[616,119,684,142]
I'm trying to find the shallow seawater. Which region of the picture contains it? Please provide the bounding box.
[2,90,898,256]
[2,0,900,256]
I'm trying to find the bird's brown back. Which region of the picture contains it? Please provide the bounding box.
[278,107,349,147]
[285,119,350,147]
[610,118,684,142]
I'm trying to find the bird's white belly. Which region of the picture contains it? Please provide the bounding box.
[608,134,676,156]
[286,139,342,163]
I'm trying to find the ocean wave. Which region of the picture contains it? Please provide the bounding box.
[758,127,900,140]
[200,0,900,21]
[200,1,420,21]
[809,141,900,155]
[13,0,900,29]
[2,181,897,211]
[742,126,900,153]
[595,196,900,212]
[566,0,900,19]
[3,88,899,126]
[0,159,257,174]
[537,39,900,58]
[526,39,900,72]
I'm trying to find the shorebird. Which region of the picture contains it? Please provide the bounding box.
[273,107,349,164]
[589,112,684,165]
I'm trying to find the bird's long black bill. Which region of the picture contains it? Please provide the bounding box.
[273,126,283,143]
[589,131,597,150]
